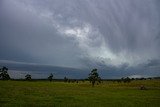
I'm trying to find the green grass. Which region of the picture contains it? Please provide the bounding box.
[0,80,160,107]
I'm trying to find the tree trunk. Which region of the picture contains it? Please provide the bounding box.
[92,81,95,87]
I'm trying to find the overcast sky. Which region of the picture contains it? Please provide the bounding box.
[0,0,160,78]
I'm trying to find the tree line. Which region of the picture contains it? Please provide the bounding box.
[1,66,155,87]
[0,66,102,86]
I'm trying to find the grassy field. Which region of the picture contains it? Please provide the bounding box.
[0,80,160,107]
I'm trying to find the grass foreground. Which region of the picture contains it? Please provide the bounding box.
[0,80,160,107]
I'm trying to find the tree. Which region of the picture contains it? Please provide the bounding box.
[0,66,10,80]
[125,77,131,83]
[25,74,31,80]
[122,77,131,83]
[88,68,100,87]
[64,76,68,82]
[97,77,102,83]
[48,73,53,82]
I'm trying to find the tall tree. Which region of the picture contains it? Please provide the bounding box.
[25,74,31,80]
[0,66,10,80]
[88,69,100,87]
[48,73,53,82]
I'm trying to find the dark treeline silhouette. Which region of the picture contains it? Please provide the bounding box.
[121,77,131,83]
[63,76,79,83]
[0,66,159,89]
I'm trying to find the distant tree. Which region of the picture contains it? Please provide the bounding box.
[131,78,135,80]
[125,77,131,83]
[0,66,10,80]
[122,77,131,83]
[25,74,31,80]
[140,77,146,80]
[117,79,121,83]
[48,73,53,82]
[64,76,68,82]
[88,68,100,87]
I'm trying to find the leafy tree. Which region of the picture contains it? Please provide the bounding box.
[0,66,10,80]
[88,68,100,87]
[122,77,131,83]
[125,77,131,83]
[48,73,53,82]
[25,74,31,80]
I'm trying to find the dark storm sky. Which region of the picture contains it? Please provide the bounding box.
[0,0,160,78]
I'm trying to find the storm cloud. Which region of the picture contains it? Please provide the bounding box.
[0,0,160,78]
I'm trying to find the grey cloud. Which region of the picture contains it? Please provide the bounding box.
[0,60,87,79]
[0,0,160,78]
[0,0,83,67]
